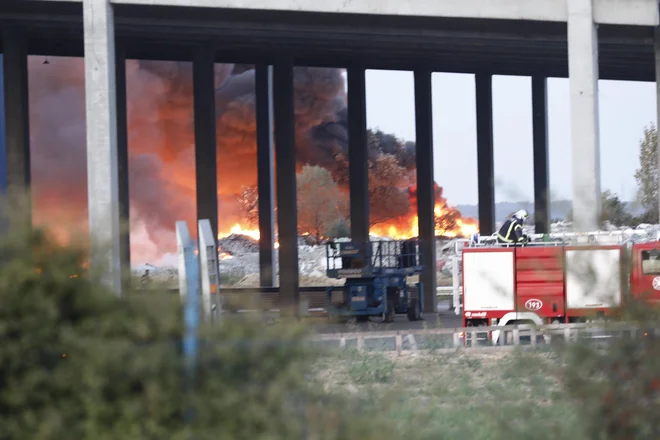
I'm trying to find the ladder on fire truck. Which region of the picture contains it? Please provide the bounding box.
[441,228,660,316]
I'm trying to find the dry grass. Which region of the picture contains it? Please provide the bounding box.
[311,348,588,440]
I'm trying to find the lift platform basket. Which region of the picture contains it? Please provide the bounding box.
[325,239,424,279]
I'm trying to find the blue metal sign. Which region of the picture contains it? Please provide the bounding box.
[176,221,200,383]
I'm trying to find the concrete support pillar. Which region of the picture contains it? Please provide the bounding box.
[115,42,131,289]
[273,58,299,315]
[193,44,218,239]
[568,0,601,231]
[255,63,276,287]
[414,69,437,314]
[654,26,660,223]
[475,73,495,235]
[82,0,121,294]
[532,76,550,233]
[347,66,369,243]
[2,28,31,218]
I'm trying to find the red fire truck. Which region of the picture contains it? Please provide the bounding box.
[460,231,660,340]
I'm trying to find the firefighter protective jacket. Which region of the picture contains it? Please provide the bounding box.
[497,217,525,244]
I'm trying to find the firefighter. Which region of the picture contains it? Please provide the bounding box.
[496,209,529,245]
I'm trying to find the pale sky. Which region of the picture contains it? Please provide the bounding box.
[363,70,657,206]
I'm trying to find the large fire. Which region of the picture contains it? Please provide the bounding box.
[218,209,478,244]
[216,183,478,243]
[27,57,477,265]
[369,207,478,239]
[370,184,478,239]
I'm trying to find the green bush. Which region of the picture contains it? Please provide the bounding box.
[561,300,660,440]
[0,222,391,440]
[5,203,660,440]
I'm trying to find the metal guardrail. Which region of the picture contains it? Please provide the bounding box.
[436,286,462,295]
[308,322,660,354]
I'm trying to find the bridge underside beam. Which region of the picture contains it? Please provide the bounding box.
[347,65,369,244]
[255,63,276,288]
[273,57,299,315]
[414,69,437,314]
[2,27,30,218]
[532,76,550,234]
[116,42,131,288]
[193,43,218,239]
[475,73,495,236]
[107,0,660,27]
[0,3,655,81]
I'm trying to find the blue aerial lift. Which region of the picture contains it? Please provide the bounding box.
[325,239,424,323]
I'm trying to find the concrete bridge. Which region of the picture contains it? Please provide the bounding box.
[0,0,658,313]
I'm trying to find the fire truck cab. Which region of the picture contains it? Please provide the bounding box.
[460,230,660,341]
[630,241,660,305]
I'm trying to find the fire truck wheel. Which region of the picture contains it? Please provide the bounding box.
[407,298,421,321]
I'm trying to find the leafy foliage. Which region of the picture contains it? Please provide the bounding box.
[567,190,637,227]
[562,301,660,439]
[297,164,348,242]
[311,128,415,228]
[368,154,412,227]
[236,128,468,237]
[601,189,634,226]
[0,220,380,440]
[236,184,259,227]
[5,215,660,439]
[634,124,658,222]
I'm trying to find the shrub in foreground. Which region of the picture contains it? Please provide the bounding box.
[562,300,660,439]
[0,224,395,440]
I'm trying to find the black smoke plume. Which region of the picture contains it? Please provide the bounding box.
[28,58,422,265]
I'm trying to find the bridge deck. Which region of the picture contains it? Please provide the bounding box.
[0,0,655,81]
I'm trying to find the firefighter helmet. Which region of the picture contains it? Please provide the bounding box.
[514,209,529,221]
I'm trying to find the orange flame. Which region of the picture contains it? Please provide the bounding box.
[370,206,479,239]
[370,184,478,239]
[215,184,478,244]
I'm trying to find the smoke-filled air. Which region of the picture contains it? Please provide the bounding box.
[27,57,477,266]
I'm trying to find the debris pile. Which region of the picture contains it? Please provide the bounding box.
[218,234,259,255]
[134,222,660,289]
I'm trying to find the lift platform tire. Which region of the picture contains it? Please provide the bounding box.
[407,298,421,321]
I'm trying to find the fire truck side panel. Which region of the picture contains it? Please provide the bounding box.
[630,242,660,303]
[515,247,565,319]
[462,248,516,314]
[565,246,623,313]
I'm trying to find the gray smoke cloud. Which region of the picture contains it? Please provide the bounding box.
[27,57,417,264]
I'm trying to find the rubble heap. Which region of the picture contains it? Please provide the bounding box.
[218,234,259,255]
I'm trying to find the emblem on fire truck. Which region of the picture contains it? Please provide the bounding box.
[653,277,660,291]
[524,298,543,311]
